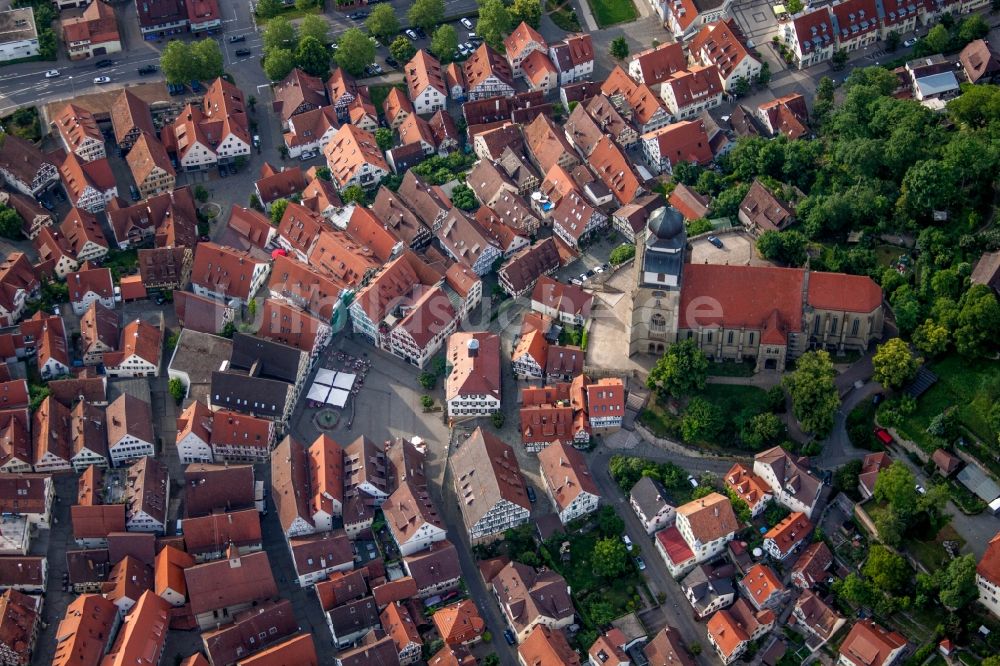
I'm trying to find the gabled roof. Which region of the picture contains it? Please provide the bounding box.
[740,563,784,606]
[791,540,833,587]
[690,19,756,82]
[446,332,501,402]
[54,103,103,153]
[405,49,446,100]
[758,93,809,139]
[191,242,267,301]
[106,393,154,447]
[285,106,338,149]
[523,113,576,174]
[538,441,598,511]
[60,154,115,201]
[960,39,1000,83]
[518,625,580,665]
[255,165,306,205]
[52,594,119,666]
[451,427,531,530]
[433,599,484,645]
[631,42,687,85]
[676,492,739,542]
[500,238,560,295]
[110,90,155,145]
[739,179,795,232]
[101,591,169,666]
[464,43,514,92]
[504,21,546,61]
[791,7,834,54]
[273,68,327,122]
[126,132,175,185]
[549,33,594,71]
[491,562,573,634]
[839,620,907,666]
[643,626,694,666]
[323,124,388,188]
[383,87,413,124]
[642,120,714,166]
[763,511,812,555]
[977,532,1000,587]
[60,207,108,256]
[182,461,255,518]
[184,550,278,616]
[589,136,641,205]
[530,276,593,320]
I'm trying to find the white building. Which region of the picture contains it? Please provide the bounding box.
[629,477,676,534]
[753,446,823,519]
[106,394,156,466]
[384,480,447,557]
[450,428,531,543]
[0,8,39,63]
[538,441,600,525]
[445,332,501,418]
[978,532,1000,620]
[675,492,739,563]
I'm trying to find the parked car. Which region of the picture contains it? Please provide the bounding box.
[503,630,516,645]
[916,484,926,495]
[707,235,724,248]
[594,265,605,274]
[93,76,111,84]
[44,69,59,78]
[469,36,483,45]
[405,29,418,40]
[348,10,368,19]
[138,64,157,75]
[526,486,536,503]
[228,34,246,43]
[415,27,427,39]
[300,149,319,161]
[252,135,261,149]
[129,185,140,201]
[153,293,166,306]
[872,392,884,406]
[570,277,583,286]
[623,535,633,551]
[635,557,646,571]
[371,63,383,75]
[874,427,894,446]
[385,56,399,68]
[235,48,252,57]
[190,80,203,93]
[94,59,114,68]
[461,17,474,29]
[218,164,228,178]
[585,269,595,278]
[687,475,699,488]
[168,83,186,96]
[578,272,589,282]
[904,37,918,47]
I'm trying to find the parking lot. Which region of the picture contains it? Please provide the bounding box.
[688,230,768,266]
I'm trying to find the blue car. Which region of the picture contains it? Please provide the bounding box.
[503,629,516,645]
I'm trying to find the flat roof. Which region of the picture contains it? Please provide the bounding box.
[0,8,37,43]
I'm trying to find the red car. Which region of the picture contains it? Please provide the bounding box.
[874,427,893,445]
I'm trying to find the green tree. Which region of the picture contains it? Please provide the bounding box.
[596,505,625,536]
[335,28,377,77]
[263,16,297,54]
[834,459,863,496]
[609,243,636,265]
[450,183,478,211]
[408,0,445,32]
[947,83,1000,128]
[938,554,978,609]
[255,0,281,18]
[873,461,919,521]
[872,338,919,390]
[958,14,989,45]
[0,207,21,239]
[812,76,836,125]
[194,185,209,203]
[863,545,911,595]
[885,31,900,52]
[374,127,394,152]
[831,48,848,70]
[491,411,505,428]
[833,573,876,608]
[299,14,330,44]
[168,378,185,404]
[954,285,1000,357]
[755,61,771,87]
[341,184,367,204]
[610,36,629,60]
[756,230,807,266]
[191,39,224,80]
[389,36,416,64]
[708,183,751,218]
[295,0,316,10]
[783,350,839,436]
[874,505,905,547]
[476,0,512,49]
[510,0,542,28]
[269,199,289,225]
[314,166,332,181]
[592,537,629,579]
[366,4,400,43]
[247,297,257,318]
[786,0,803,12]
[740,412,784,450]
[681,397,724,443]
[431,24,459,62]
[296,35,330,77]
[925,24,951,54]
[263,48,296,81]
[646,339,709,399]
[160,40,196,84]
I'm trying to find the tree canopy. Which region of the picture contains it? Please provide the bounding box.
[295,36,330,77]
[476,0,512,49]
[408,0,445,31]
[872,338,919,389]
[365,4,399,43]
[335,28,377,77]
[160,39,224,84]
[592,537,629,579]
[783,350,838,436]
[646,339,709,399]
[431,25,458,62]
[389,36,416,64]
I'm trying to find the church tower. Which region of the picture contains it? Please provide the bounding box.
[628,206,686,356]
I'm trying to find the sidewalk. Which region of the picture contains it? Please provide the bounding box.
[573,0,599,31]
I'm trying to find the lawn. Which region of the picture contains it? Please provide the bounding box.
[904,523,965,572]
[875,244,907,268]
[257,5,322,25]
[548,2,582,31]
[586,0,638,26]
[640,384,772,451]
[707,360,755,377]
[545,530,643,628]
[896,354,1000,455]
